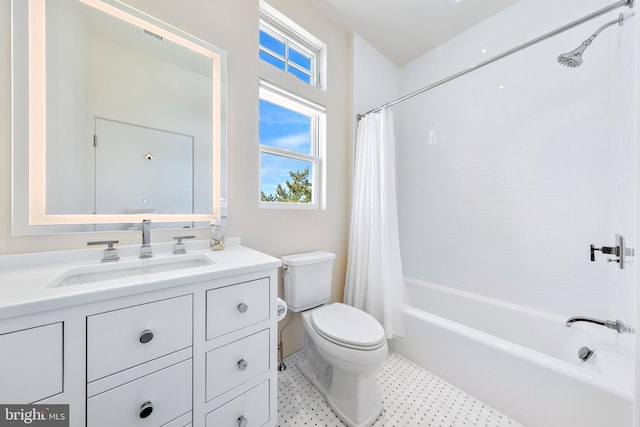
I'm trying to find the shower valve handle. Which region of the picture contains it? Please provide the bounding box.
[590,244,618,262]
[590,235,631,270]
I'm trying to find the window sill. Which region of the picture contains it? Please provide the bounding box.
[259,201,319,210]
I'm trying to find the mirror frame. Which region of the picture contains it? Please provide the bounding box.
[11,0,227,234]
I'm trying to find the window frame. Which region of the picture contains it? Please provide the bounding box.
[259,2,324,89]
[258,81,326,210]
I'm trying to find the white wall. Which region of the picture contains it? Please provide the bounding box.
[395,0,635,320]
[352,33,400,118]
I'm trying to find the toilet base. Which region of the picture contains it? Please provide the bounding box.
[297,356,383,427]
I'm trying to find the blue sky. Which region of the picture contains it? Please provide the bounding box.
[259,99,312,197]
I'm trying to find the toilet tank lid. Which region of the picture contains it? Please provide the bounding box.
[281,251,335,266]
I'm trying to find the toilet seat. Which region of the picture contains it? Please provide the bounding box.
[310,303,386,351]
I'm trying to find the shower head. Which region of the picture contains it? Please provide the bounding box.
[557,39,591,67]
[557,13,626,68]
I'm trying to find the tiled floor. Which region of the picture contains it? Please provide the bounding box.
[277,351,524,427]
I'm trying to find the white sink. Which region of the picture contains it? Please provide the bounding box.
[48,254,214,288]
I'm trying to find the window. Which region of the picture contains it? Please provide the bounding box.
[258,2,327,209]
[260,27,314,85]
[259,2,324,88]
[259,82,325,208]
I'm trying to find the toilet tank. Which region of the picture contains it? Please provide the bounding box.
[282,251,336,312]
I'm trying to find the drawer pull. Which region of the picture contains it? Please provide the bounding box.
[237,359,248,371]
[237,415,248,427]
[237,303,248,313]
[139,401,153,419]
[139,330,154,344]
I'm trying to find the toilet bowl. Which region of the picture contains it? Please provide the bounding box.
[297,303,388,427]
[282,252,388,427]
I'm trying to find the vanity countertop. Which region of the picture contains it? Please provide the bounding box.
[0,239,281,321]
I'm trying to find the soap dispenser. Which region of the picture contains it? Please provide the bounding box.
[209,219,225,250]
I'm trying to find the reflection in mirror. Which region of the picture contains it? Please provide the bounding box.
[12,0,227,234]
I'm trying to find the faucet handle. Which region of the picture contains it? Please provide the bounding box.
[87,240,120,263]
[173,235,196,255]
[590,244,617,261]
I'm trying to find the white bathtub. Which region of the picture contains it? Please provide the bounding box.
[389,278,634,427]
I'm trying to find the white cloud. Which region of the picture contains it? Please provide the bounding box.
[263,133,310,152]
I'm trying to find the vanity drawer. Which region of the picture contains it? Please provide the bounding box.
[205,329,270,401]
[87,359,192,427]
[0,323,63,403]
[205,380,270,427]
[87,295,192,381]
[206,278,269,339]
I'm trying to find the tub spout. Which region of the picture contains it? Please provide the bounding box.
[565,316,634,334]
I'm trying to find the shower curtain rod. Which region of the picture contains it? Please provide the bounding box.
[356,0,634,121]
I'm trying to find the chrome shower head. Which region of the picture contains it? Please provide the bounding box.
[557,39,592,68]
[557,13,626,68]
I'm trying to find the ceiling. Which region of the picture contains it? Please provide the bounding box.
[299,0,520,66]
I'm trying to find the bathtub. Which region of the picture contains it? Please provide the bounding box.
[389,278,634,427]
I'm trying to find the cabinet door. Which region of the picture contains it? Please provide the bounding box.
[87,359,192,427]
[0,323,63,403]
[205,329,269,401]
[205,380,270,427]
[206,278,269,339]
[87,295,192,381]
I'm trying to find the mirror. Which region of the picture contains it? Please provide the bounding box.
[12,0,227,234]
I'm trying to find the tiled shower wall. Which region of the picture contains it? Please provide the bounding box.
[395,0,636,320]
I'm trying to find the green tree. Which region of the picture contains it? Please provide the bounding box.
[261,167,312,203]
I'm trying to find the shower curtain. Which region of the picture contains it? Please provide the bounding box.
[344,109,404,339]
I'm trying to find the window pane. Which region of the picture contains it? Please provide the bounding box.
[259,99,311,154]
[288,47,311,71]
[259,30,285,56]
[261,153,313,203]
[259,50,285,70]
[287,66,311,84]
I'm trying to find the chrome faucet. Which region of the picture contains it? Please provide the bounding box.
[565,316,634,334]
[139,219,153,258]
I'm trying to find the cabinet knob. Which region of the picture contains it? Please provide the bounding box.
[237,415,248,427]
[237,303,248,313]
[139,329,154,344]
[139,401,153,419]
[237,359,248,371]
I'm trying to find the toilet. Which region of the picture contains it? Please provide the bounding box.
[282,251,388,427]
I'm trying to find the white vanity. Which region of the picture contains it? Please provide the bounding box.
[0,240,280,427]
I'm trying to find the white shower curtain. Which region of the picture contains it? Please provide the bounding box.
[344,109,405,339]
